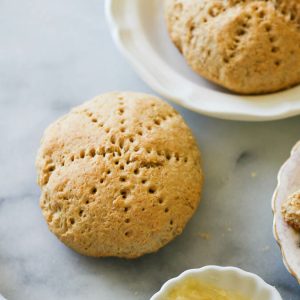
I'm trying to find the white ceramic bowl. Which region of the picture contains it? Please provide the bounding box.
[272,141,300,284]
[105,0,300,121]
[150,266,282,300]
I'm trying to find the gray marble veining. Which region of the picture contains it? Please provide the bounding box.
[0,0,300,299]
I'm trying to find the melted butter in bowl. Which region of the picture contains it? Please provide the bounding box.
[151,267,282,300]
[164,277,249,300]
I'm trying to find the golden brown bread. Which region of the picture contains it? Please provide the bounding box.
[282,191,300,231]
[36,92,203,258]
[165,0,300,94]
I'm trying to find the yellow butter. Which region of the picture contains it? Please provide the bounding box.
[164,278,250,300]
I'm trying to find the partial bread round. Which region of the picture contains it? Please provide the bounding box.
[165,0,300,94]
[36,92,203,258]
[282,191,300,231]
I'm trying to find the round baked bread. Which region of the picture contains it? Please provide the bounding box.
[282,191,300,231]
[165,0,300,94]
[36,92,203,258]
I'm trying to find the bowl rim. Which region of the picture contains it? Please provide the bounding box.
[150,265,282,300]
[105,0,300,122]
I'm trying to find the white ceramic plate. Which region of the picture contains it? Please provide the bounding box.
[105,0,300,121]
[150,266,282,300]
[272,141,300,284]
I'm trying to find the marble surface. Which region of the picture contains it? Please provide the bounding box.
[0,1,300,299]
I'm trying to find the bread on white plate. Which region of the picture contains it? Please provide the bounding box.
[272,141,300,284]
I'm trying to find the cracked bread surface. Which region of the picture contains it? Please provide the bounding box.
[165,0,300,94]
[282,191,300,231]
[36,92,203,258]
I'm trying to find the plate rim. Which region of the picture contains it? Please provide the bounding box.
[272,141,300,284]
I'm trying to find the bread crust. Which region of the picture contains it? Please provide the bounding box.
[36,92,203,258]
[165,0,300,94]
[282,191,300,231]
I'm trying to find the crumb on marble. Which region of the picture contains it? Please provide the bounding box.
[261,246,270,252]
[196,232,211,240]
[251,171,257,178]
